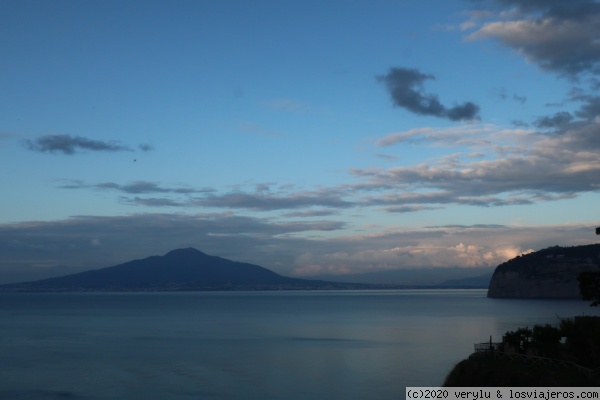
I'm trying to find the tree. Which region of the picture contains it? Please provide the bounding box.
[502,327,532,353]
[578,227,600,306]
[531,324,561,357]
[579,271,600,307]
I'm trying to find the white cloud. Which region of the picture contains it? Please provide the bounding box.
[375,124,531,149]
[466,5,600,77]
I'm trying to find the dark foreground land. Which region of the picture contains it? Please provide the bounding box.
[444,316,600,386]
[444,354,598,386]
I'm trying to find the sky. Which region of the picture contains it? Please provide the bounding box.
[1,0,600,283]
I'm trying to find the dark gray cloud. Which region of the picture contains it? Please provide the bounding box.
[60,180,217,209]
[24,134,133,154]
[446,102,480,121]
[196,190,352,211]
[377,67,480,121]
[381,205,443,213]
[490,0,600,20]
[60,180,213,195]
[469,0,600,77]
[98,181,205,195]
[359,190,537,210]
[428,224,506,229]
[121,197,187,207]
[535,111,574,129]
[59,180,351,212]
[282,210,339,218]
[575,95,600,119]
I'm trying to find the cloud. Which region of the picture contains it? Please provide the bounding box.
[467,1,600,77]
[196,190,352,211]
[121,197,188,207]
[59,180,214,195]
[56,113,599,215]
[290,222,595,276]
[361,115,600,209]
[380,205,443,213]
[97,181,207,195]
[355,151,594,204]
[490,0,600,21]
[59,180,354,212]
[0,213,596,283]
[0,213,346,283]
[376,67,480,121]
[575,95,600,119]
[24,134,133,154]
[60,180,220,209]
[56,108,598,216]
[535,111,574,129]
[375,125,501,148]
[282,210,339,218]
[375,153,401,161]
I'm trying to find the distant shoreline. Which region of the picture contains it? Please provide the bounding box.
[0,285,490,293]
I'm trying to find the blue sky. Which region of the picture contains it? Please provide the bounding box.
[1,0,600,283]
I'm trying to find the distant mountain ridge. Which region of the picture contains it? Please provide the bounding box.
[311,266,494,287]
[2,248,428,292]
[1,247,497,292]
[0,248,348,292]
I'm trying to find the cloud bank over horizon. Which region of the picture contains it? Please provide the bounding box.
[2,213,594,284]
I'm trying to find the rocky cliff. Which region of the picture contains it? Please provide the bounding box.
[487,244,600,298]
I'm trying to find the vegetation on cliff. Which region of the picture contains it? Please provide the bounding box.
[443,356,597,386]
[444,316,600,386]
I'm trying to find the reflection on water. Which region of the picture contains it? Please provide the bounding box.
[0,290,593,399]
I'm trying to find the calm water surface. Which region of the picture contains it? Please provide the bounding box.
[0,290,594,400]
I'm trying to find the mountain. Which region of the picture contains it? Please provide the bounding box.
[0,248,364,292]
[487,244,600,299]
[438,272,494,288]
[311,266,495,287]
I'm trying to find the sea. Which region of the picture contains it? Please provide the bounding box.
[0,289,595,400]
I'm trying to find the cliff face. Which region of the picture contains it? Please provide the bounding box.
[487,244,600,299]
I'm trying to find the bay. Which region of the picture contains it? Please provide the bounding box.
[0,290,594,400]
